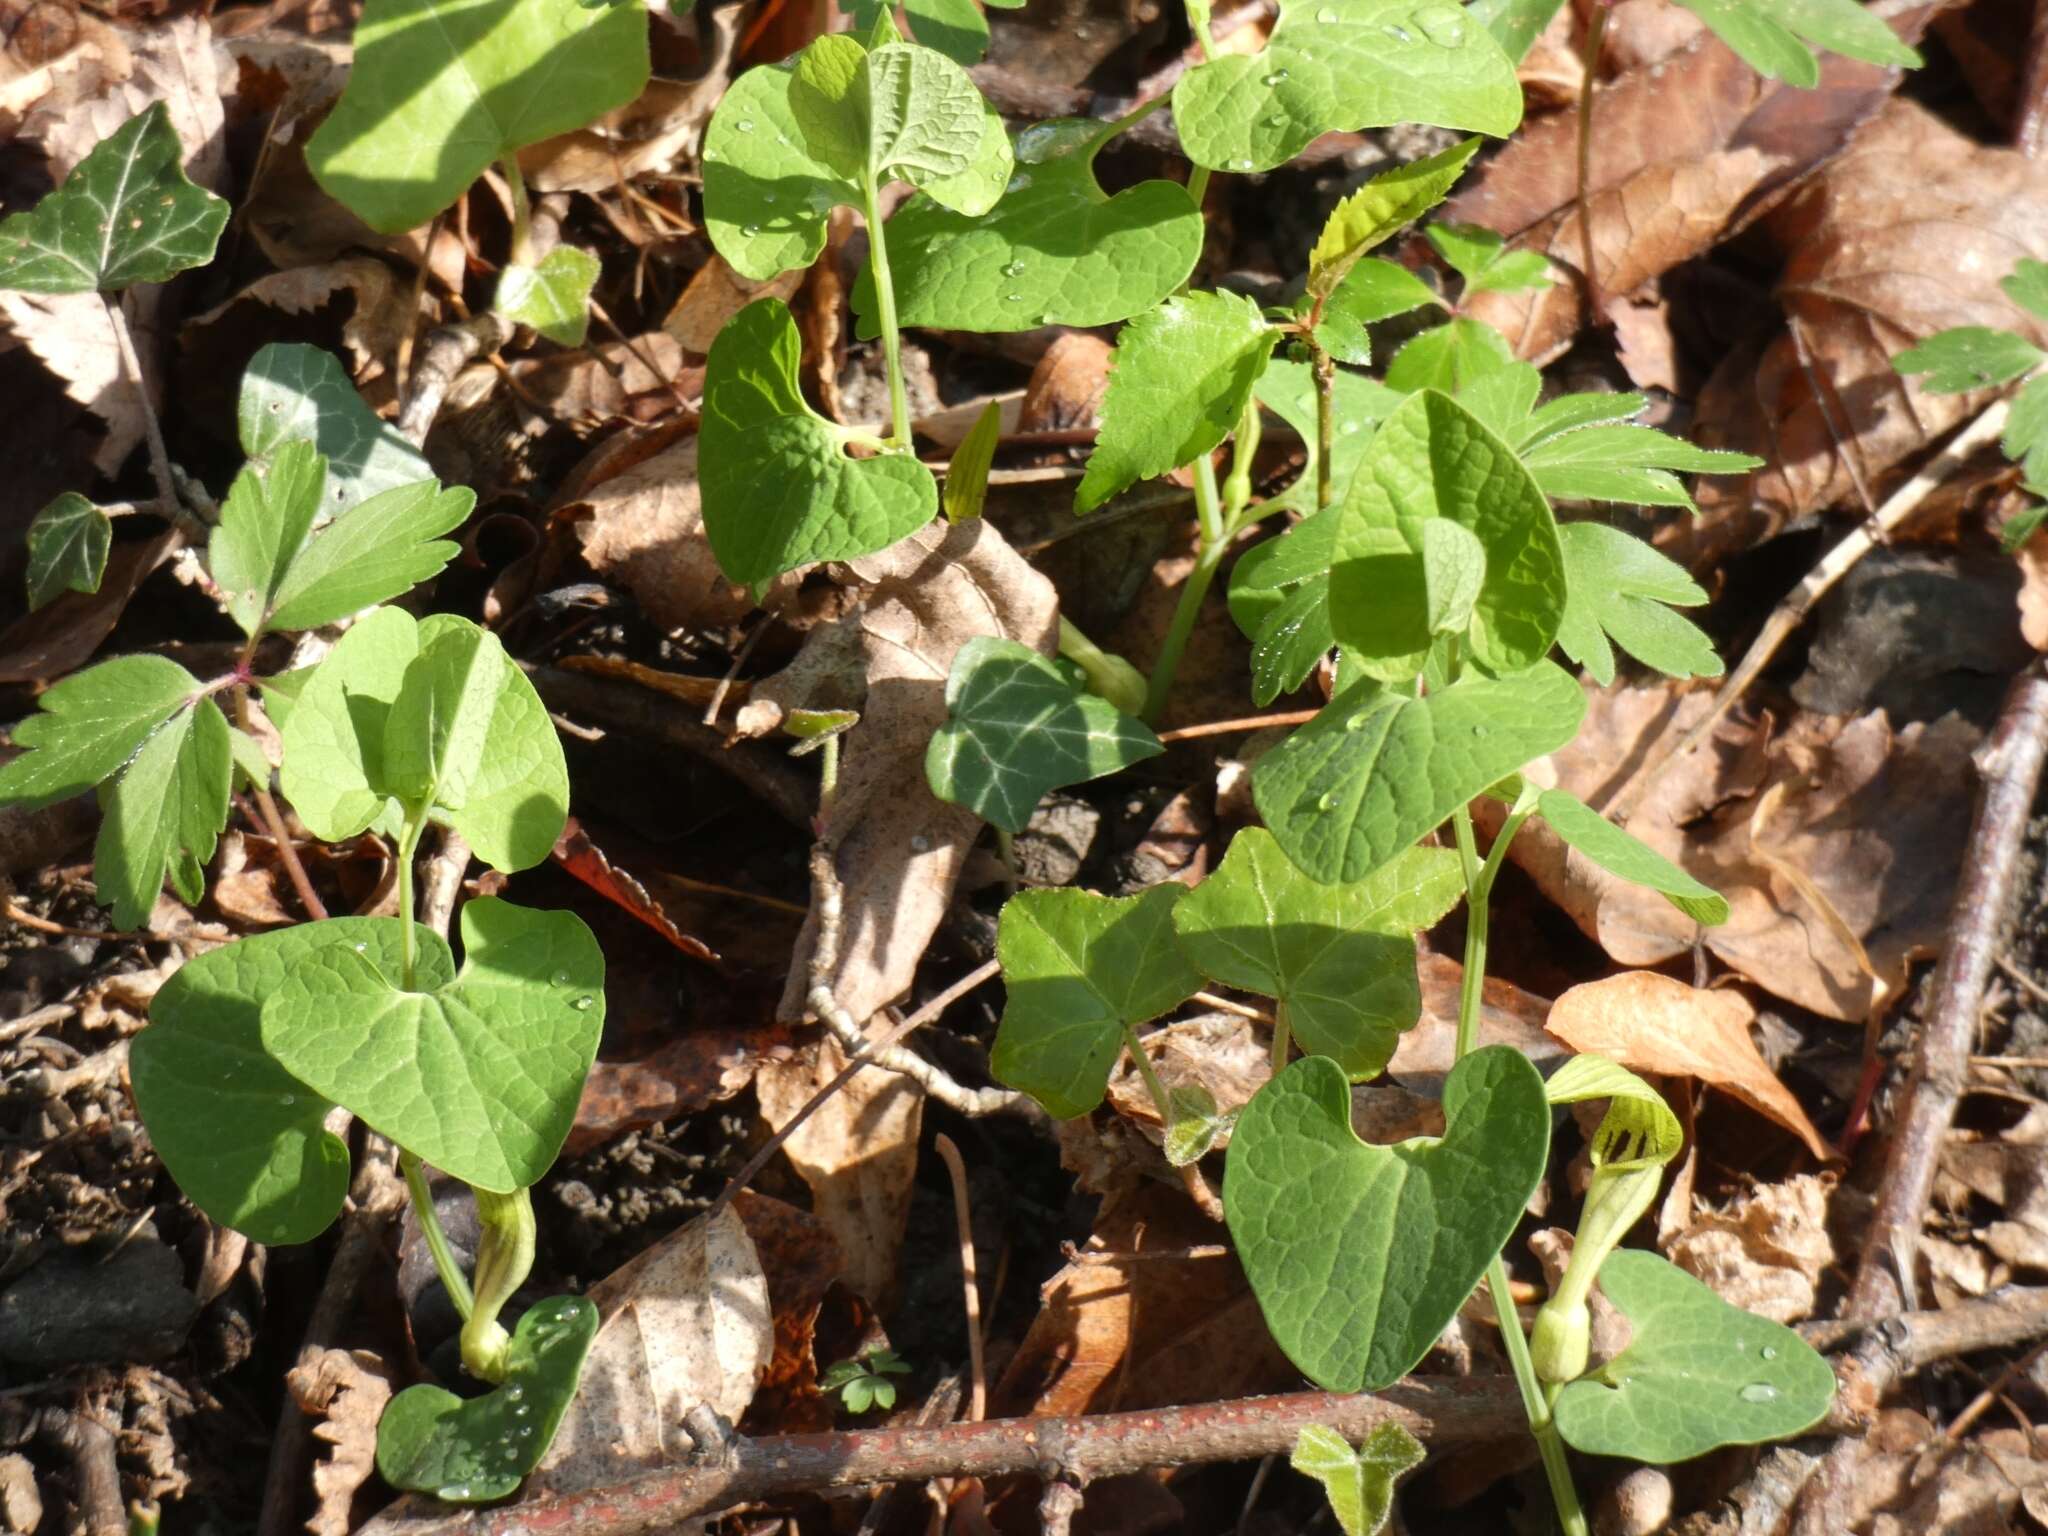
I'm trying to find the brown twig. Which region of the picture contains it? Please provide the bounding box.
[41,1408,123,1536]
[417,825,470,942]
[1155,709,1321,743]
[933,1134,986,1424]
[398,313,514,448]
[100,292,177,512]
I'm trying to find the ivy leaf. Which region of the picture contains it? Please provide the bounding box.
[305,0,650,233]
[700,298,936,585]
[926,637,1163,834]
[1893,326,2044,393]
[1314,258,1441,366]
[1173,0,1522,174]
[1522,424,1760,510]
[0,103,228,293]
[858,118,1204,336]
[378,1296,599,1501]
[1536,788,1729,925]
[263,897,604,1193]
[25,493,110,611]
[1173,829,1462,1078]
[1076,290,1279,513]
[277,606,421,846]
[1426,222,1553,295]
[1673,0,1919,89]
[1382,315,1516,393]
[0,655,198,808]
[991,884,1201,1118]
[497,246,600,346]
[1309,140,1479,303]
[239,344,432,518]
[263,476,474,633]
[1552,1250,1835,1460]
[1254,662,1586,885]
[208,441,328,640]
[1290,1423,1426,1536]
[131,917,452,1245]
[1225,1048,1551,1390]
[1555,522,1721,684]
[97,694,231,929]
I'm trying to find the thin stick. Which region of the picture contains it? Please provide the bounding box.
[398,313,514,447]
[237,687,329,922]
[1573,3,1611,328]
[1191,990,1276,1024]
[101,291,177,510]
[933,1134,986,1424]
[1156,709,1321,743]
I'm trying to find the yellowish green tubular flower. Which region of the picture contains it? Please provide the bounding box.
[1530,1055,1683,1387]
[462,1186,538,1382]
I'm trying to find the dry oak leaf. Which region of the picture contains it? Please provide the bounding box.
[286,1347,393,1536]
[1664,1172,1834,1322]
[1547,971,1832,1160]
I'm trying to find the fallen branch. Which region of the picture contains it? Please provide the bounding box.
[397,314,513,449]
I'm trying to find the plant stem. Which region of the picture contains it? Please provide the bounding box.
[1488,1255,1588,1536]
[232,684,328,923]
[396,814,426,990]
[1574,2,1610,327]
[1186,0,1217,59]
[1270,1001,1292,1074]
[1123,1021,1175,1127]
[400,1150,475,1321]
[1310,339,1337,510]
[500,153,533,268]
[1142,453,1230,724]
[1087,92,1171,154]
[100,291,177,511]
[861,176,914,448]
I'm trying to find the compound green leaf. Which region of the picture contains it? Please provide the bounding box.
[131,917,451,1245]
[701,298,936,584]
[1173,829,1462,1078]
[1523,424,1759,510]
[1308,139,1480,302]
[1426,221,1552,295]
[1552,1250,1835,1460]
[0,103,227,293]
[97,695,231,929]
[1674,0,1918,86]
[1517,389,1647,450]
[1314,258,1440,365]
[1173,0,1522,174]
[1291,1423,1425,1536]
[1382,314,1516,393]
[1673,0,1818,83]
[1770,0,1921,67]
[1537,788,1729,926]
[239,344,432,518]
[305,0,650,233]
[926,636,1163,834]
[497,246,600,346]
[0,655,197,808]
[859,118,1204,335]
[1254,662,1585,885]
[1893,326,2044,393]
[2005,258,2048,322]
[277,605,421,845]
[25,493,110,611]
[1076,290,1279,513]
[209,440,328,639]
[1556,521,1722,684]
[263,897,604,1192]
[1226,1047,1550,1390]
[378,1296,599,1501]
[991,884,1200,1118]
[264,476,473,633]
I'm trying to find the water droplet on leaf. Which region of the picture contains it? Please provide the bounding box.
[1317,4,1339,18]
[1001,260,1026,277]
[736,118,756,133]
[1262,69,1289,85]
[1005,292,1025,302]
[1384,23,1413,41]
[1317,791,1338,811]
[1345,714,1367,732]
[741,224,761,237]
[1412,4,1466,44]
[1739,1383,1779,1403]
[574,996,594,1010]
[1760,1345,1779,1360]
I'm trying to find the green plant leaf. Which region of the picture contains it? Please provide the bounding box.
[859,118,1204,335]
[96,693,231,929]
[1173,0,1522,174]
[25,493,110,611]
[263,897,603,1193]
[926,636,1163,834]
[277,605,420,845]
[700,298,936,584]
[1076,290,1279,513]
[1254,662,1586,884]
[1314,258,1441,366]
[497,246,600,346]
[702,63,855,281]
[1173,829,1462,1078]
[1555,521,1722,684]
[1382,315,1516,393]
[943,400,1003,522]
[208,440,328,639]
[990,883,1200,1118]
[1425,222,1552,295]
[2005,258,2048,322]
[1552,1250,1835,1459]
[1164,1083,1234,1166]
[305,0,649,234]
[1892,326,2044,393]
[1468,0,1566,61]
[1225,1047,1551,1390]
[1516,389,1649,450]
[1536,787,1729,925]
[1420,518,1486,635]
[1543,1053,1684,1171]
[377,1296,599,1501]
[2003,375,2048,485]
[263,476,473,633]
[239,344,432,518]
[131,917,451,1245]
[1291,1423,1426,1536]
[1253,357,1403,514]
[1308,139,1480,302]
[841,0,1010,64]
[1523,425,1759,509]
[0,103,228,293]
[1674,0,1918,86]
[0,655,197,807]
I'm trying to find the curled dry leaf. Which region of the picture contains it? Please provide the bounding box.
[665,257,806,356]
[1105,1011,1271,1149]
[286,1347,392,1536]
[1664,1173,1834,1321]
[1546,971,1832,1160]
[181,256,414,379]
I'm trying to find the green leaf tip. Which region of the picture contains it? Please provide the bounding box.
[1291,1422,1425,1536]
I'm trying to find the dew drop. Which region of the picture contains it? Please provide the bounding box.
[1760,1345,1779,1361]
[1411,4,1467,44]
[736,118,756,133]
[1262,68,1290,85]
[444,1486,470,1501]
[1317,5,1339,18]
[279,1094,296,1106]
[1001,259,1026,277]
[1384,22,1413,41]
[1739,1382,1779,1404]
[762,192,777,205]
[1345,713,1367,732]
[1237,158,1255,170]
[1317,791,1338,811]
[506,1386,523,1402]
[741,223,761,237]
[552,969,571,986]
[1340,421,1360,435]
[513,1403,531,1418]
[1005,292,1025,303]
[519,1425,535,1438]
[574,996,594,1011]
[1473,724,1489,738]
[353,942,369,953]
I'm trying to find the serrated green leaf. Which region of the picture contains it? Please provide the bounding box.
[1225,1047,1550,1390]
[1537,787,1729,925]
[2005,258,2048,322]
[25,493,110,611]
[1426,221,1552,294]
[926,636,1163,834]
[305,0,649,234]
[1552,1250,1835,1460]
[1382,315,1516,393]
[1516,389,1648,451]
[209,441,328,640]
[700,298,936,584]
[1308,139,1480,302]
[860,118,1204,336]
[2003,374,2048,485]
[277,606,420,845]
[378,1295,598,1501]
[0,103,227,293]
[943,400,1003,522]
[1076,291,1279,513]
[239,344,432,518]
[1556,521,1721,684]
[1173,829,1462,1078]
[263,897,603,1192]
[1315,258,1441,365]
[131,917,451,1245]
[1893,325,2044,393]
[97,695,231,929]
[1254,662,1586,885]
[1173,0,1522,174]
[497,246,600,346]
[0,655,198,808]
[991,883,1200,1117]
[1291,1422,1425,1536]
[263,476,473,632]
[1525,425,1761,510]
[1762,0,1920,71]
[2003,502,2048,554]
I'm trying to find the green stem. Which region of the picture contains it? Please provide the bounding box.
[1488,1254,1589,1536]
[1087,92,1172,155]
[1186,0,1217,59]
[1270,1000,1292,1075]
[861,176,913,448]
[1310,338,1337,511]
[401,1150,475,1322]
[1122,1021,1174,1127]
[462,1187,536,1382]
[500,154,533,268]
[395,813,426,991]
[1142,453,1230,725]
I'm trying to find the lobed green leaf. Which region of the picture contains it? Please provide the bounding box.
[25,493,110,612]
[1554,521,1722,684]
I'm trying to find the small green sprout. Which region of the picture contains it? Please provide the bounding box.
[820,1348,913,1414]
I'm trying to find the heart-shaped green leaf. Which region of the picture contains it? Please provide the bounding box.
[262,898,604,1194]
[1555,522,1721,684]
[1172,0,1521,174]
[700,298,936,585]
[1291,1422,1425,1536]
[277,605,420,845]
[991,884,1201,1118]
[496,246,600,346]
[858,118,1204,335]
[131,918,453,1245]
[1226,1047,1550,1390]
[1536,787,1728,925]
[1383,315,1515,394]
[1254,662,1586,885]
[305,0,649,233]
[26,493,110,611]
[240,344,432,518]
[1174,829,1462,1078]
[841,0,1018,64]
[926,636,1163,835]
[1313,258,1441,365]
[0,103,228,293]
[377,1295,599,1501]
[1552,1250,1835,1460]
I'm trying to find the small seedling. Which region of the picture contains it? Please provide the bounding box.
[821,1347,914,1413]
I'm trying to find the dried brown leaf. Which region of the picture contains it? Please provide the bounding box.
[664,258,805,355]
[287,1347,392,1536]
[1664,1173,1834,1320]
[181,257,413,379]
